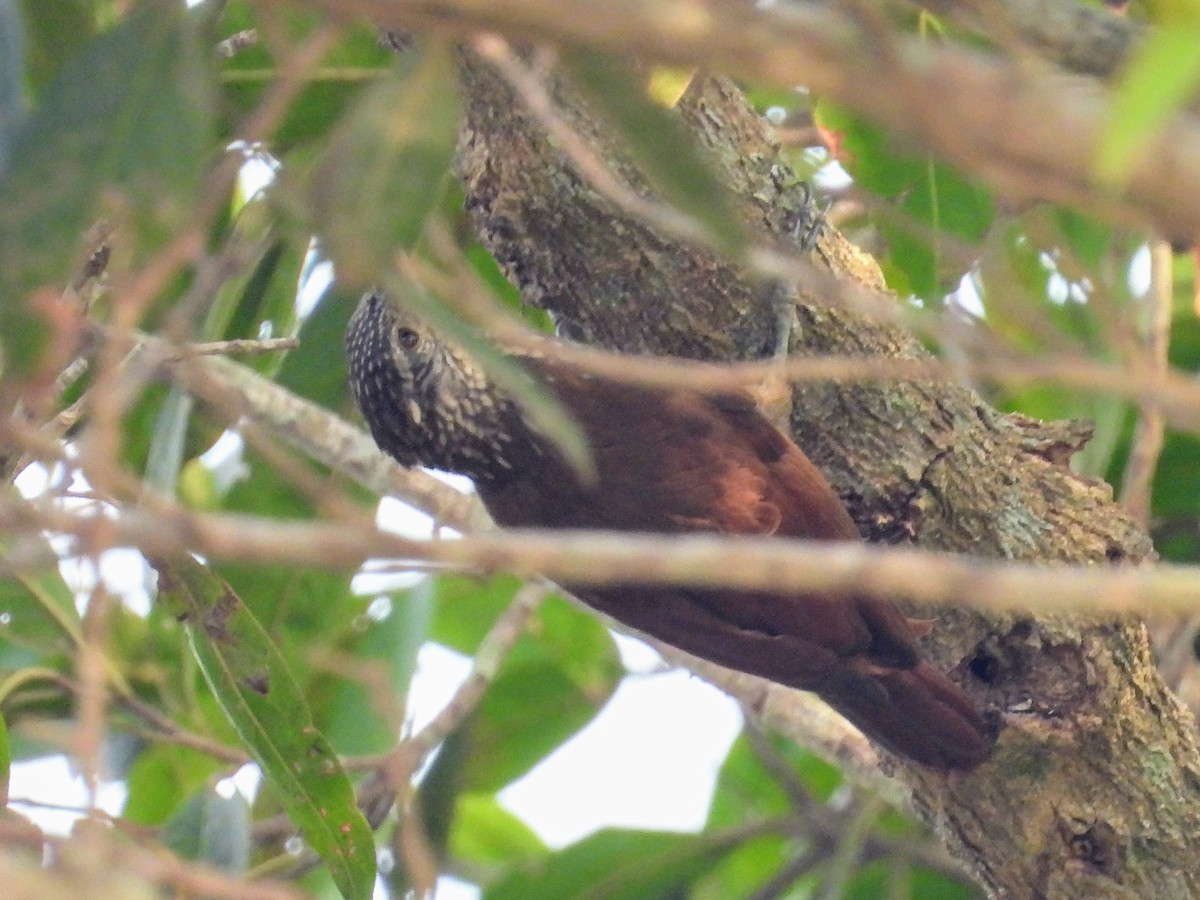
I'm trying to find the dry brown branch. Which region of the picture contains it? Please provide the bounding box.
[9,496,1200,618]
[404,258,1200,433]
[295,0,1200,238]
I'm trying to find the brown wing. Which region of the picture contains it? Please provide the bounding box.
[480,366,990,769]
[483,370,919,669]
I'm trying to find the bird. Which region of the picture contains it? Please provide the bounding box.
[346,291,992,770]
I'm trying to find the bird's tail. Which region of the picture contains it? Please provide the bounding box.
[818,662,991,770]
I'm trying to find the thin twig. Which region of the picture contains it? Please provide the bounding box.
[113,691,249,766]
[375,581,549,817]
[319,0,1200,238]
[1120,239,1172,525]
[187,337,300,356]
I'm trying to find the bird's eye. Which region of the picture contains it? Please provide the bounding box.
[395,326,420,350]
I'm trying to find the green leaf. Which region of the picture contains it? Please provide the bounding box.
[277,282,359,409]
[485,829,724,900]
[431,577,622,700]
[463,661,604,792]
[317,586,431,756]
[842,860,981,900]
[216,8,390,151]
[522,596,622,698]
[429,575,523,655]
[816,102,992,300]
[306,41,461,287]
[697,733,834,895]
[212,428,370,640]
[1097,26,1200,184]
[428,580,622,792]
[708,732,842,831]
[449,793,547,870]
[0,4,214,377]
[154,556,375,900]
[562,49,747,256]
[144,384,195,495]
[0,534,82,657]
[1050,206,1117,272]
[692,836,789,900]
[123,745,224,827]
[162,788,251,873]
[975,216,1115,356]
[412,720,471,866]
[203,194,303,359]
[15,0,95,93]
[223,237,306,378]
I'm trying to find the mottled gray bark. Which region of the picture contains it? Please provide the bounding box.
[455,55,1200,898]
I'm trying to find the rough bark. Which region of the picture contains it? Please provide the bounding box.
[454,55,1200,898]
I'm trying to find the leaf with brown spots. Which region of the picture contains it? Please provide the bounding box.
[152,556,375,900]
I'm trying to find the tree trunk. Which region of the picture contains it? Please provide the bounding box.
[454,53,1200,898]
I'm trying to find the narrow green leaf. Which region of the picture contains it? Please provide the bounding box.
[0,4,214,377]
[0,534,82,656]
[225,238,305,378]
[154,556,376,900]
[562,48,747,256]
[1097,26,1200,184]
[144,384,194,495]
[203,195,303,366]
[307,41,460,287]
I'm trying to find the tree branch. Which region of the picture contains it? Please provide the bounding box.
[302,0,1200,236]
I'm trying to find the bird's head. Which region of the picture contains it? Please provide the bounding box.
[345,291,525,482]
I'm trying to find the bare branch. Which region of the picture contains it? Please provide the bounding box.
[1120,239,1172,525]
[8,494,1200,617]
[298,0,1200,237]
